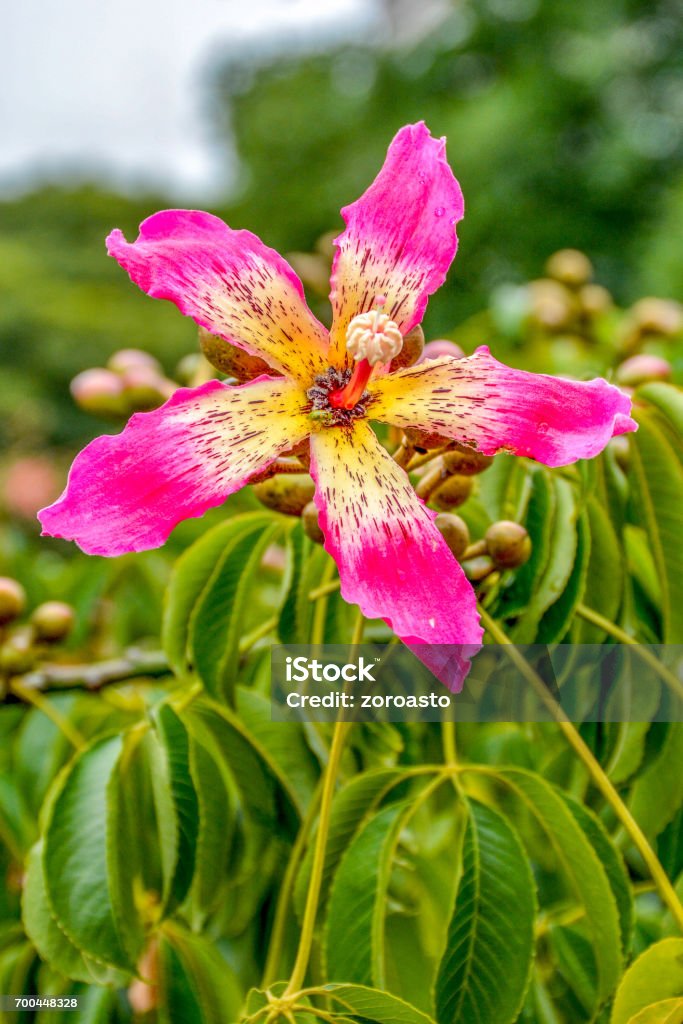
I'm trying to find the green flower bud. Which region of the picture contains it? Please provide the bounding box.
[431,474,473,512]
[390,325,425,371]
[199,327,275,381]
[485,520,532,569]
[579,283,612,317]
[545,249,593,288]
[616,354,672,387]
[252,473,315,516]
[0,577,26,625]
[442,445,494,476]
[529,279,577,331]
[31,601,76,642]
[464,556,495,582]
[122,367,174,412]
[107,348,162,374]
[175,353,203,385]
[302,501,325,544]
[435,513,470,559]
[70,368,127,417]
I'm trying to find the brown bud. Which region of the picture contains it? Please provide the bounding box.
[528,279,577,331]
[390,325,425,370]
[431,474,473,512]
[31,601,75,642]
[107,348,162,374]
[442,445,494,476]
[616,353,672,387]
[485,521,531,569]
[435,513,470,559]
[419,339,465,362]
[630,298,683,337]
[252,473,315,516]
[302,501,325,544]
[545,249,593,288]
[0,628,35,675]
[464,555,495,581]
[579,283,612,317]
[404,427,451,453]
[0,578,26,625]
[199,327,275,381]
[70,368,127,417]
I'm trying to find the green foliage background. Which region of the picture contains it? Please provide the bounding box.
[1,1,683,1022]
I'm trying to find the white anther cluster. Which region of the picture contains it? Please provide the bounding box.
[345,311,403,367]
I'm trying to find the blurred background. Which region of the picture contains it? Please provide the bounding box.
[2,0,682,554]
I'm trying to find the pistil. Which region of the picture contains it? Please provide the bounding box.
[329,358,374,410]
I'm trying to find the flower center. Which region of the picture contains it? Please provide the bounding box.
[306,366,371,427]
[327,299,403,412]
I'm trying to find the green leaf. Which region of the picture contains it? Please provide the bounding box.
[42,733,143,971]
[537,507,590,643]
[435,799,536,1024]
[295,768,409,920]
[497,468,554,620]
[630,723,683,839]
[279,524,332,643]
[548,925,598,1014]
[325,801,412,986]
[478,454,530,524]
[191,520,282,701]
[324,982,436,1024]
[573,496,624,641]
[611,939,683,1024]
[637,383,683,438]
[561,796,633,955]
[629,409,683,642]
[22,842,125,985]
[187,731,234,918]
[162,511,272,676]
[626,1000,683,1024]
[151,704,200,912]
[158,921,242,1024]
[493,769,623,1004]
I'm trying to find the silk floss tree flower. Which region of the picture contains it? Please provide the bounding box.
[39,123,636,684]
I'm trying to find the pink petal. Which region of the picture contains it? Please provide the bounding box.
[107,210,330,385]
[39,377,310,556]
[328,123,464,367]
[369,347,636,466]
[309,422,483,663]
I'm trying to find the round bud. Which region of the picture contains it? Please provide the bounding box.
[175,353,202,385]
[630,298,683,337]
[252,474,316,517]
[107,348,162,374]
[0,577,26,625]
[528,279,576,330]
[418,339,465,363]
[315,230,337,261]
[545,249,593,288]
[404,426,451,452]
[199,327,274,381]
[431,474,473,512]
[302,501,325,545]
[390,325,425,370]
[485,521,531,569]
[616,354,672,387]
[70,368,127,417]
[287,252,330,296]
[443,446,494,476]
[579,283,612,317]
[435,513,470,559]
[31,601,75,642]
[122,367,173,411]
[0,628,35,675]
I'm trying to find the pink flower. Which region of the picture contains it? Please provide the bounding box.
[39,123,635,662]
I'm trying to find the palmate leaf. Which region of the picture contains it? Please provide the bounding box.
[434,799,536,1024]
[488,769,623,1007]
[610,939,683,1024]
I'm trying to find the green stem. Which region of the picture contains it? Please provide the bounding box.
[478,604,683,932]
[308,579,341,602]
[441,719,457,766]
[284,716,350,995]
[576,603,683,702]
[262,782,322,987]
[9,679,86,749]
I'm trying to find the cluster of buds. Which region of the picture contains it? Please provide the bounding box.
[0,577,75,677]
[71,349,176,419]
[434,515,531,579]
[526,249,612,338]
[412,443,493,512]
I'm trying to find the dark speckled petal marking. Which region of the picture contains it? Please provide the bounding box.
[39,376,311,555]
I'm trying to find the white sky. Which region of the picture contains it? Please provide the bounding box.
[1,0,375,200]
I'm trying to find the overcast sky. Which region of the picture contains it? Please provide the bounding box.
[1,0,374,200]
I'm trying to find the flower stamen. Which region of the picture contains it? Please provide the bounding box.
[330,297,403,410]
